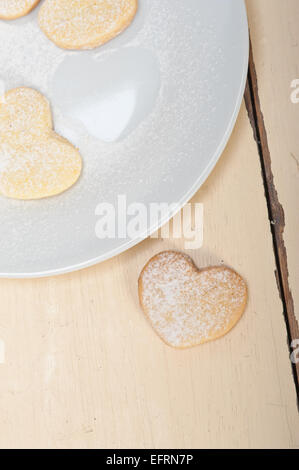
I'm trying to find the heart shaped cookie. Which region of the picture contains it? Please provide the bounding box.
[0,87,82,200]
[38,0,138,50]
[0,0,41,20]
[138,251,247,348]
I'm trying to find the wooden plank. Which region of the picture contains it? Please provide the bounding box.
[0,104,298,448]
[246,0,299,386]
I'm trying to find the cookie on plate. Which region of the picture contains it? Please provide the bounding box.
[0,0,41,20]
[38,0,138,50]
[0,87,82,200]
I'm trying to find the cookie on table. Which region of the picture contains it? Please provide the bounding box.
[0,87,82,200]
[38,0,138,50]
[138,251,247,348]
[0,0,41,20]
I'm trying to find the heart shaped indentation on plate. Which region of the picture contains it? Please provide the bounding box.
[139,251,247,348]
[51,47,160,142]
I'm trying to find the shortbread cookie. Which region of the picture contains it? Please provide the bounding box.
[0,87,82,200]
[138,251,247,348]
[38,0,138,50]
[0,0,40,20]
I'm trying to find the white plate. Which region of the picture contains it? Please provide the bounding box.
[0,0,248,278]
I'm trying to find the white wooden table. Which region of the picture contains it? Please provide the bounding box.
[0,0,298,448]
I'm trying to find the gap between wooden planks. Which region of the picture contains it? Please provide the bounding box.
[244,41,299,401]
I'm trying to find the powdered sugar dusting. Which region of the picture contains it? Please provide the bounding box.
[0,0,40,19]
[139,251,247,348]
[0,87,82,199]
[39,0,138,49]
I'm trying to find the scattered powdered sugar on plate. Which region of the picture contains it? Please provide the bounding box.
[139,251,247,348]
[0,0,247,275]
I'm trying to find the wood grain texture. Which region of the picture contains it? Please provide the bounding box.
[0,105,298,448]
[246,0,299,357]
[245,41,299,396]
